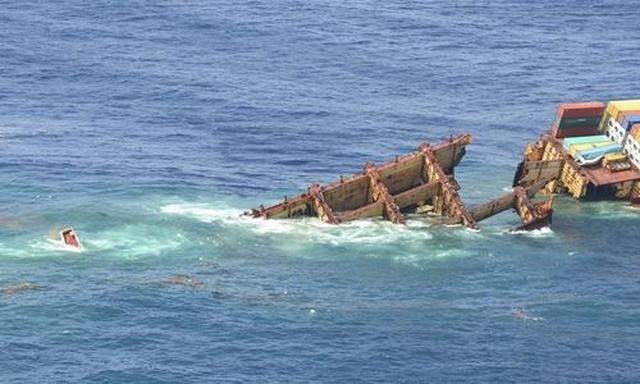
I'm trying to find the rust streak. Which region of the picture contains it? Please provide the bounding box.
[421,144,477,229]
[513,186,553,230]
[366,164,406,224]
[309,184,340,224]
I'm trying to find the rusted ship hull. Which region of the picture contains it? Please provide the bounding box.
[246,134,553,230]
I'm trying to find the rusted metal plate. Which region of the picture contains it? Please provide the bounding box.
[516,159,564,186]
[581,167,640,187]
[516,209,552,231]
[322,176,371,212]
[432,133,472,171]
[377,155,424,196]
[469,193,517,223]
[337,182,440,222]
[309,185,340,224]
[393,182,440,210]
[468,179,550,225]
[514,188,553,231]
[336,200,384,222]
[247,194,313,219]
[366,165,405,224]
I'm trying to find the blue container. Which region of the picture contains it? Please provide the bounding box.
[562,135,610,150]
[576,143,623,161]
[622,115,640,131]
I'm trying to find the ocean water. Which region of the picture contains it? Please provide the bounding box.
[1,1,640,382]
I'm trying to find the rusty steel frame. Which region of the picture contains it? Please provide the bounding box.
[309,184,340,224]
[420,143,477,229]
[365,163,406,224]
[513,187,554,230]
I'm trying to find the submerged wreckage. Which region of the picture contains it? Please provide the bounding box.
[246,98,640,231]
[245,134,553,230]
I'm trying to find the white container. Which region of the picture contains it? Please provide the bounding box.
[605,117,628,145]
[623,135,640,169]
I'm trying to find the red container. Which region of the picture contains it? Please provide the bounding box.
[553,126,600,139]
[556,101,605,119]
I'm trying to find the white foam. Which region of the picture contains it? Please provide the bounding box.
[0,238,83,259]
[161,202,442,246]
[394,248,470,264]
[161,203,243,224]
[256,217,436,245]
[0,223,187,259]
[158,201,485,265]
[36,239,83,253]
[507,226,554,238]
[82,224,186,258]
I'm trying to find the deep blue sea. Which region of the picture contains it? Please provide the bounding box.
[1,1,640,383]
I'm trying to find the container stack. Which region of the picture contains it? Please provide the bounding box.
[604,117,627,144]
[562,135,610,157]
[598,100,640,169]
[603,112,640,146]
[560,134,622,166]
[551,102,605,139]
[598,99,640,132]
[560,160,587,198]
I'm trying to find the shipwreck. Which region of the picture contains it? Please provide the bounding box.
[247,98,640,231]
[245,133,553,231]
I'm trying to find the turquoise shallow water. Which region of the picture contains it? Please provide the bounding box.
[2,1,640,383]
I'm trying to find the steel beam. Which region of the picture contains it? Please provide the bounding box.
[421,144,477,229]
[309,184,340,224]
[366,164,405,224]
